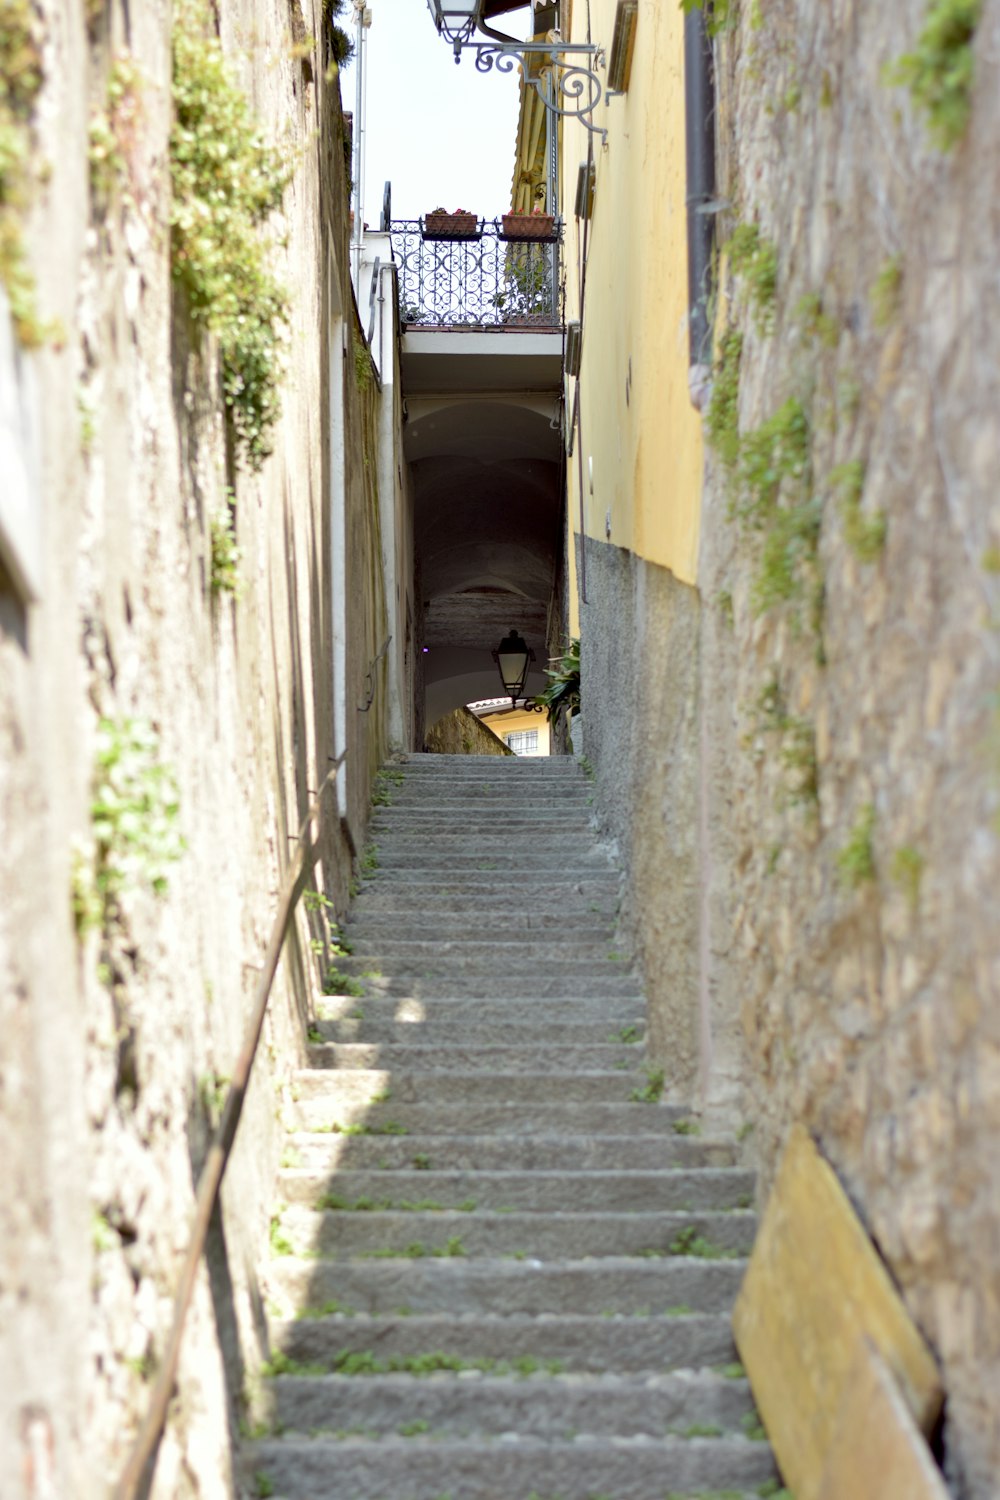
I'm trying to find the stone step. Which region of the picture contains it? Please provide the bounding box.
[266,1254,748,1317]
[313,997,645,1027]
[287,1100,693,1137]
[291,1070,668,1108]
[277,1167,756,1213]
[323,974,643,1000]
[248,1433,776,1500]
[302,1042,645,1073]
[246,752,775,1497]
[281,1133,734,1174]
[308,1017,645,1047]
[336,938,627,965]
[369,851,610,873]
[268,1311,740,1374]
[262,1368,756,1439]
[353,877,620,910]
[370,809,597,829]
[341,906,617,930]
[386,782,593,800]
[273,1205,756,1260]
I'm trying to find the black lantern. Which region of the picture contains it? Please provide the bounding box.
[492,628,535,705]
[425,0,607,138]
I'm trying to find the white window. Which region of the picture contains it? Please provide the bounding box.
[506,729,538,755]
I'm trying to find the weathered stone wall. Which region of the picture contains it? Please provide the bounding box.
[0,2,396,1495]
[695,2,1000,1492]
[579,538,716,1095]
[425,707,514,756]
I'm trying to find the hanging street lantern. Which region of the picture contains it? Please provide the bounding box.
[492,628,535,705]
[425,0,608,140]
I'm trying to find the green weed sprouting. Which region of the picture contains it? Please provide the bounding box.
[890,845,925,908]
[72,718,185,936]
[706,329,743,473]
[837,803,877,888]
[210,496,243,595]
[884,0,983,151]
[0,0,49,344]
[629,1068,665,1104]
[831,460,887,562]
[170,0,293,468]
[738,398,811,524]
[794,290,839,349]
[726,222,778,333]
[870,254,903,329]
[322,967,364,997]
[88,51,144,203]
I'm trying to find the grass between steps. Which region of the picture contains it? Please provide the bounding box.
[315,1192,477,1213]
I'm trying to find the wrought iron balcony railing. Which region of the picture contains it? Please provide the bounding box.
[389,218,563,330]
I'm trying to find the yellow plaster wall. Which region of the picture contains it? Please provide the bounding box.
[559,0,702,589]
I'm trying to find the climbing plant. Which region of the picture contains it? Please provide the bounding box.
[169,0,293,468]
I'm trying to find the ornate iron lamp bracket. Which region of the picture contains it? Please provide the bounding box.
[462,40,608,142]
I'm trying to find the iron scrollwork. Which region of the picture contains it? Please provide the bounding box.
[470,43,606,137]
[389,220,563,331]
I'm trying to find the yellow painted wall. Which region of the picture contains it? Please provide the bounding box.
[555,0,703,609]
[480,706,551,756]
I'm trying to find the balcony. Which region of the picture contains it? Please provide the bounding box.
[390,218,562,331]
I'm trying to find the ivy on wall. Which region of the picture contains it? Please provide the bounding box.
[169,0,294,468]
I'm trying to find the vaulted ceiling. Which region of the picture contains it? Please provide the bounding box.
[403,390,564,727]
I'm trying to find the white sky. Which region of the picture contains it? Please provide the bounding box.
[351,0,531,223]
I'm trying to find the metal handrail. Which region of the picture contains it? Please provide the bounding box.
[389,217,563,329]
[114,752,347,1500]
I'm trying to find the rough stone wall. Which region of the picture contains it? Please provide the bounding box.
[695,1,1000,1492]
[425,707,514,756]
[579,538,709,1093]
[0,3,393,1496]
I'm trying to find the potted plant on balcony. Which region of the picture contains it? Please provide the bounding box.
[500,204,557,241]
[493,244,554,325]
[422,205,480,239]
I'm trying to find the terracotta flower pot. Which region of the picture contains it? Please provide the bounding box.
[501,212,556,241]
[423,211,479,239]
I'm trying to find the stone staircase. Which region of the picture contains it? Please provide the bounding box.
[248,753,778,1500]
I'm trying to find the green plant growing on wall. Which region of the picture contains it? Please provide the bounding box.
[890,845,925,908]
[837,803,876,888]
[72,718,186,937]
[884,0,982,151]
[170,0,293,468]
[210,495,243,595]
[794,291,839,349]
[726,223,778,333]
[0,0,49,345]
[831,460,886,562]
[870,255,903,329]
[752,495,822,614]
[738,398,811,523]
[753,677,819,807]
[353,332,373,390]
[706,329,743,474]
[534,638,580,723]
[731,397,818,619]
[88,51,144,204]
